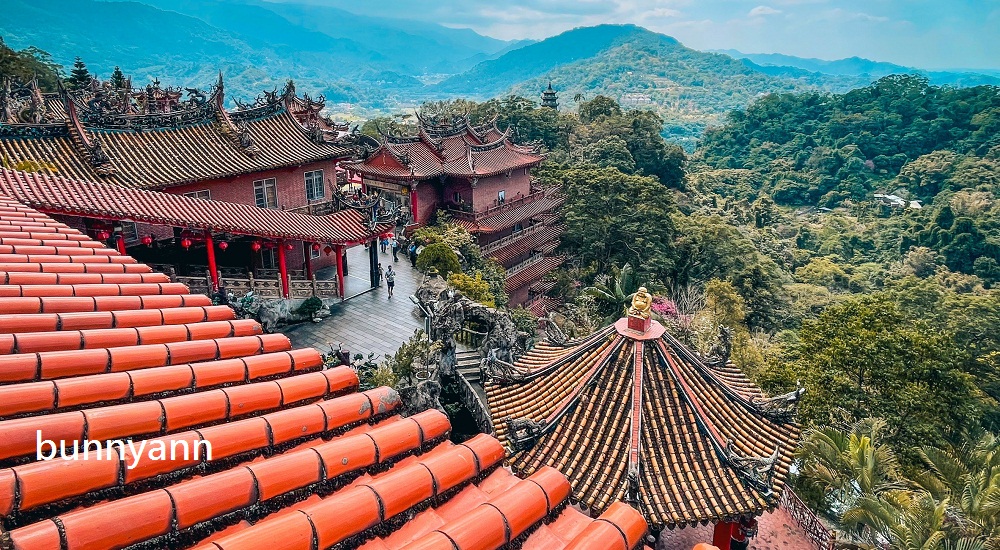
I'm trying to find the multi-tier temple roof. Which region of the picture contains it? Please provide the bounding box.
[347,114,545,182]
[0,196,649,550]
[485,295,803,532]
[0,76,361,189]
[0,168,391,245]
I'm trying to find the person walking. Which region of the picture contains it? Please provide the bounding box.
[408,243,418,268]
[385,266,396,298]
[390,237,400,262]
[377,263,384,287]
[379,236,388,253]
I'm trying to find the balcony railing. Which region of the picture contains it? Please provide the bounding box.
[285,200,340,216]
[779,487,837,550]
[446,190,547,222]
[505,253,545,277]
[481,222,549,255]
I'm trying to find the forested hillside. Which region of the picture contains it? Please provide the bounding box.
[398,85,1000,548]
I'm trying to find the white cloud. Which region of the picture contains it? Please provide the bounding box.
[821,8,889,23]
[641,7,683,20]
[748,5,782,17]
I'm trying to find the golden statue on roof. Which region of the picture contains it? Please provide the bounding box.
[628,286,652,319]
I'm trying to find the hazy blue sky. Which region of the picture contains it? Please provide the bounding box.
[312,0,1000,70]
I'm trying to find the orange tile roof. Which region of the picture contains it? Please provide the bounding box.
[347,120,544,182]
[486,320,802,531]
[0,195,648,550]
[505,255,565,292]
[0,168,390,245]
[0,106,355,190]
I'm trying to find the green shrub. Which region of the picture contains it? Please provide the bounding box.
[417,242,461,278]
[295,296,323,317]
[448,272,495,307]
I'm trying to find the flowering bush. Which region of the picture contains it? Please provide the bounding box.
[651,296,678,317]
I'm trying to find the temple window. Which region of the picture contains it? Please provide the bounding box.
[183,189,211,201]
[305,170,324,202]
[254,178,278,208]
[498,190,506,203]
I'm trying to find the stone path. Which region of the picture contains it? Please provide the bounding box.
[283,244,426,362]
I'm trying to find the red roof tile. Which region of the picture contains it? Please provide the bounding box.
[0,168,390,245]
[487,318,802,531]
[0,195,647,549]
[348,119,544,182]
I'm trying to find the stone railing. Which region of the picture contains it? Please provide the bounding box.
[256,267,306,280]
[779,487,837,550]
[454,372,494,436]
[167,268,337,300]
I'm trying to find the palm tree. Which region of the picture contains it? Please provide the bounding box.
[912,435,1000,548]
[842,491,985,550]
[582,263,640,322]
[798,418,906,515]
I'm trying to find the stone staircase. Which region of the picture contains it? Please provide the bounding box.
[456,350,481,385]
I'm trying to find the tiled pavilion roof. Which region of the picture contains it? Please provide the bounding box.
[347,117,544,183]
[486,317,802,532]
[0,195,650,550]
[0,81,357,190]
[0,168,390,245]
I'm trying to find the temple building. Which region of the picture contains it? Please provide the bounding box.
[0,196,653,550]
[0,76,368,279]
[541,82,559,109]
[483,289,804,550]
[346,114,564,308]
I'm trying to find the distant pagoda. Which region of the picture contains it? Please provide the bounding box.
[541,82,558,109]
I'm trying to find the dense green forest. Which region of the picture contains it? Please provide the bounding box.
[406,78,1000,548]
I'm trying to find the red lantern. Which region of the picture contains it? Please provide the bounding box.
[323,245,333,256]
[218,241,229,251]
[97,230,110,240]
[140,235,153,246]
[311,242,321,252]
[284,242,294,251]
[251,241,262,252]
[180,238,192,250]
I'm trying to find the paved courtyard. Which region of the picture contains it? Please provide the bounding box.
[283,244,427,362]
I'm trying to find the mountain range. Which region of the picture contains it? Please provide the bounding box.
[717,50,1000,89]
[2,0,998,146]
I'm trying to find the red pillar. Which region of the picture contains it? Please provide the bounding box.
[304,244,313,282]
[278,241,290,298]
[409,184,419,224]
[205,232,219,292]
[335,245,345,299]
[115,234,127,255]
[712,521,732,550]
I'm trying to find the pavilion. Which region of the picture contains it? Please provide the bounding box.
[0,168,393,299]
[484,290,804,549]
